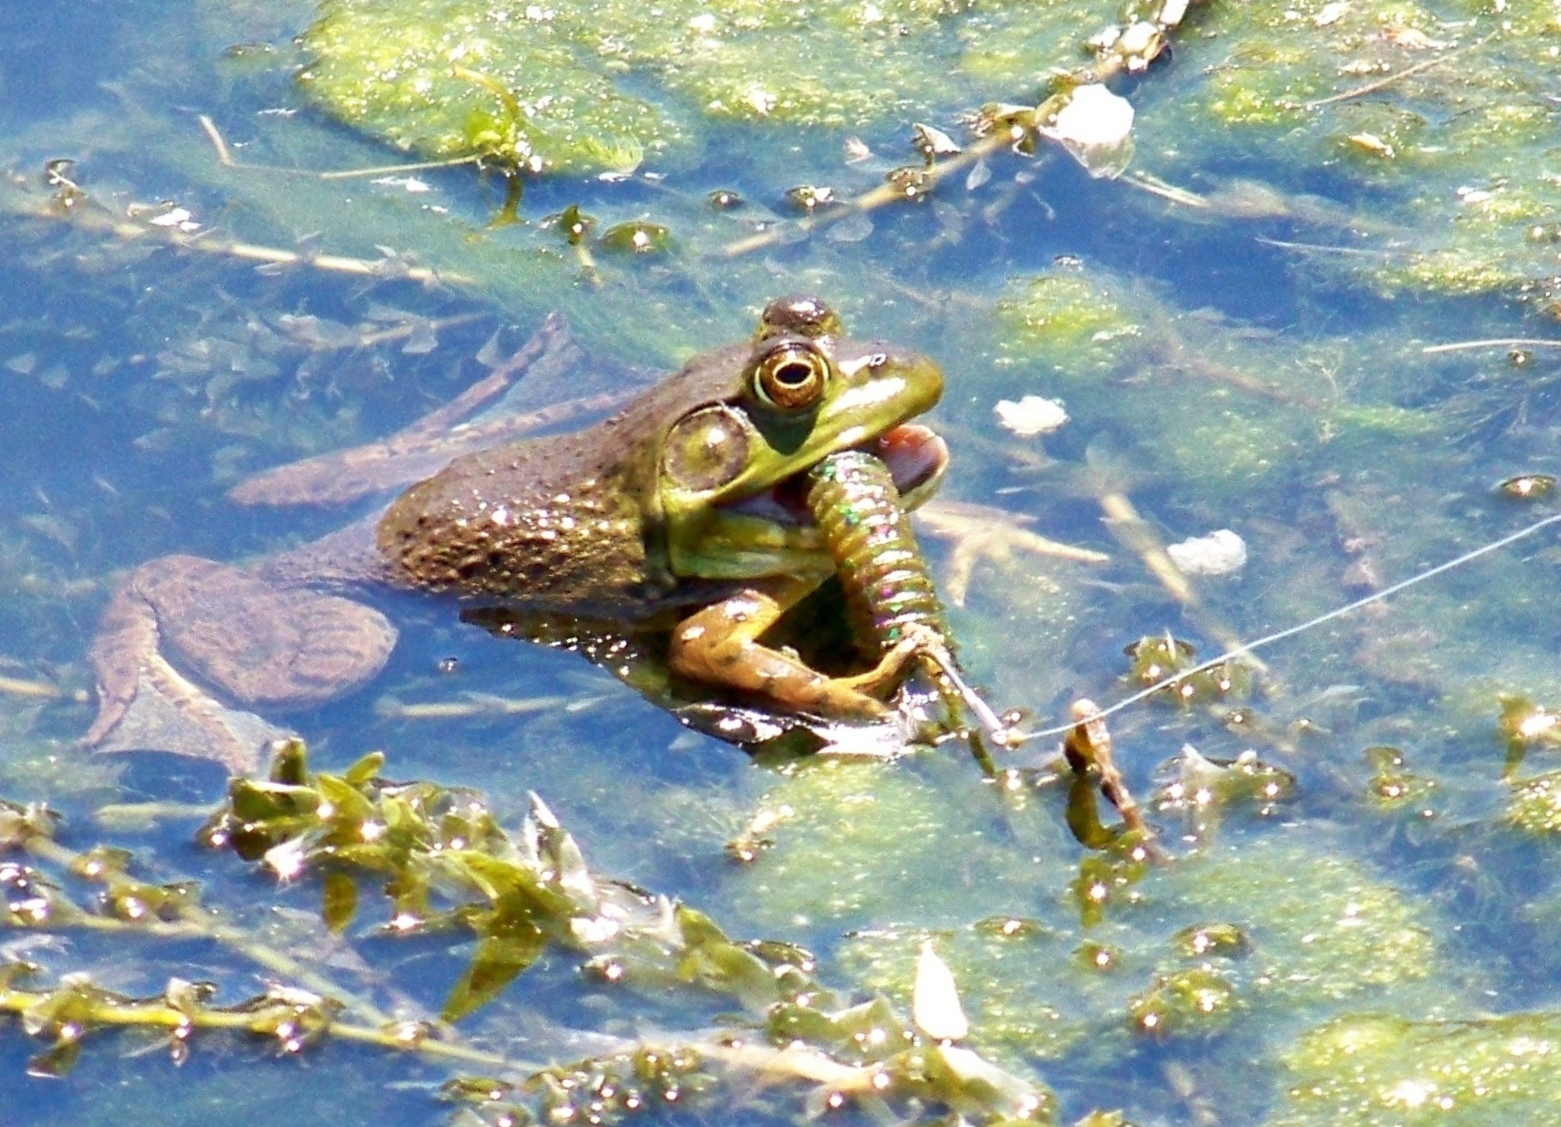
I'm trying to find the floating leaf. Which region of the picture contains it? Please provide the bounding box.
[321,872,358,933]
[597,220,670,255]
[900,1043,1055,1121]
[25,1038,81,1078]
[443,930,547,1021]
[1041,83,1135,178]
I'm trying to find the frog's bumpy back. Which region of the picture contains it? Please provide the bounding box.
[805,450,949,656]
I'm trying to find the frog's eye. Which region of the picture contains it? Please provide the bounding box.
[663,405,752,492]
[751,341,829,411]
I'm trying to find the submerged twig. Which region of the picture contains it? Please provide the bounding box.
[1092,485,1263,673]
[1423,337,1561,355]
[198,113,479,181]
[197,114,235,167]
[1256,236,1399,258]
[1302,41,1479,110]
[0,675,62,699]
[21,834,396,1030]
[9,164,467,285]
[1062,699,1156,846]
[1122,171,1211,208]
[318,156,480,181]
[721,0,1192,258]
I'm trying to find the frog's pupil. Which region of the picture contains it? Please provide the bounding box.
[775,361,812,386]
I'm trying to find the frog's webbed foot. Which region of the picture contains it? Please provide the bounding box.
[668,578,902,720]
[85,556,398,774]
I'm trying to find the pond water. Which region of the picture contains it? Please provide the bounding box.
[5,0,1561,1124]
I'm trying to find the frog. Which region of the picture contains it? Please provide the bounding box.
[83,296,951,774]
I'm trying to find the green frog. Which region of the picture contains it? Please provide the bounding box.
[84,297,949,772]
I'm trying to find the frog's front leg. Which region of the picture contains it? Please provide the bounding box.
[668,575,922,718]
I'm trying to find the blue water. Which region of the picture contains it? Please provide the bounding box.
[5,1,1561,1125]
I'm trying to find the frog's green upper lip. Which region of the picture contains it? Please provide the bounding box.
[723,422,948,525]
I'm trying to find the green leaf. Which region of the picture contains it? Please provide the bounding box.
[321,872,359,934]
[315,774,377,825]
[341,751,386,787]
[25,1039,81,1078]
[267,738,312,785]
[442,931,546,1021]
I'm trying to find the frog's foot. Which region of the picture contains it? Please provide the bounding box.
[85,556,398,774]
[915,499,1111,607]
[831,628,936,699]
[86,664,295,775]
[669,579,892,719]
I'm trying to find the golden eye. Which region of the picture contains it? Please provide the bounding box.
[751,341,828,410]
[662,405,752,492]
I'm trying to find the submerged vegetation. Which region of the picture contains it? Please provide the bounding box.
[2,742,1057,1124]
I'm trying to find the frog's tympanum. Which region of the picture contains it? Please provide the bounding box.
[84,297,949,772]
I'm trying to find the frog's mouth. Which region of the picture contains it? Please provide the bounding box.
[728,423,949,526]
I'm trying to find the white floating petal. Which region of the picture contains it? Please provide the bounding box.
[994,395,1069,437]
[1045,85,1135,179]
[913,940,969,1041]
[1167,529,1248,576]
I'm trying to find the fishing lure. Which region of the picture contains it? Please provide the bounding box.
[806,450,1013,746]
[805,449,949,656]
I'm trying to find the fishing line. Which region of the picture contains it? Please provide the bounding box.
[1016,509,1561,742]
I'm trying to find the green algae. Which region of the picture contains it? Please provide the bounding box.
[837,919,1092,1063]
[13,1,1561,1124]
[1274,1011,1561,1127]
[1128,965,1239,1035]
[298,3,678,174]
[1135,0,1561,300]
[734,766,1446,1068]
[1149,838,1441,1007]
[1506,769,1561,834]
[296,0,1125,174]
[985,264,1345,487]
[993,271,1143,379]
[729,755,1081,930]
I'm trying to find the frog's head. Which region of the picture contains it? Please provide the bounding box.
[657,295,948,582]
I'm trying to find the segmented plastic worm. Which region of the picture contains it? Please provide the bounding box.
[805,450,948,656]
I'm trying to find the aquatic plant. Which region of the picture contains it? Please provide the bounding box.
[0,742,1057,1124]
